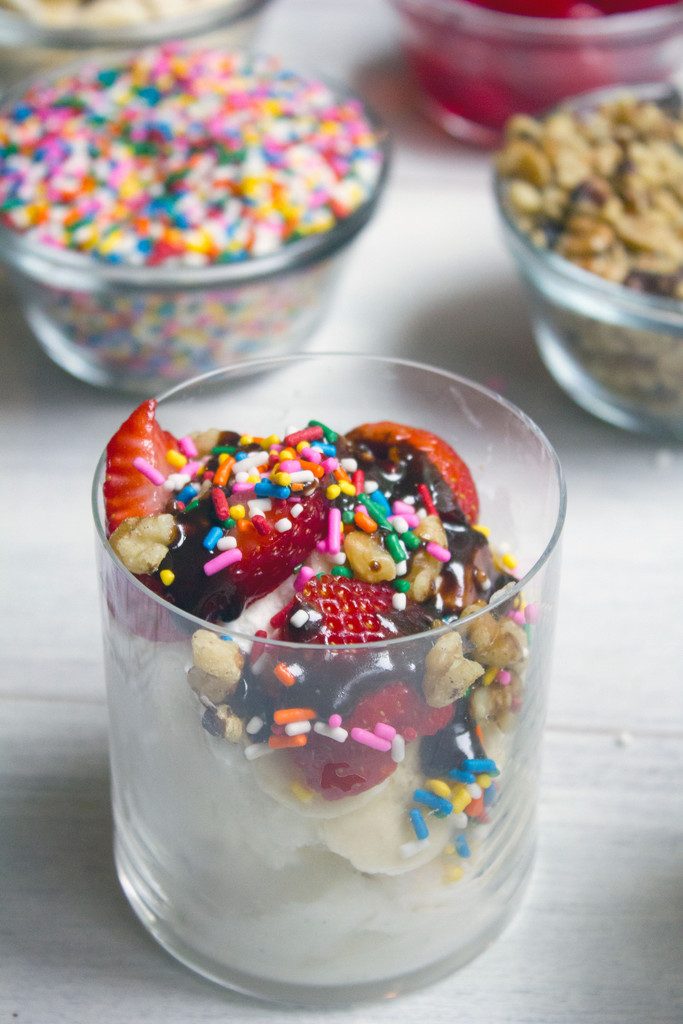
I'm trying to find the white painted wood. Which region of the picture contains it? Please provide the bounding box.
[1,1,681,1021]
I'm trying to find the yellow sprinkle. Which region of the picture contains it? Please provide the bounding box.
[444,843,456,856]
[326,484,341,500]
[278,448,296,461]
[218,452,230,464]
[338,481,356,497]
[229,504,246,520]
[290,782,314,803]
[450,785,473,814]
[477,773,493,790]
[239,435,253,446]
[166,449,187,469]
[502,552,518,570]
[444,865,464,884]
[472,523,490,538]
[247,473,260,484]
[159,569,175,587]
[296,441,308,453]
[263,434,281,447]
[483,667,498,686]
[274,472,291,487]
[426,779,451,799]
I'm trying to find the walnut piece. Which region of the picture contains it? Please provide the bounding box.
[343,531,396,583]
[422,632,484,708]
[215,705,245,743]
[408,515,448,603]
[109,514,177,574]
[190,428,221,456]
[466,613,527,668]
[191,630,244,696]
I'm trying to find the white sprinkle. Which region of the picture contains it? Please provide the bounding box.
[400,839,429,859]
[289,470,315,484]
[331,552,347,565]
[404,495,415,505]
[275,518,292,533]
[391,516,409,534]
[285,721,312,737]
[244,743,274,760]
[251,653,268,676]
[417,508,428,520]
[235,470,250,483]
[216,536,237,551]
[290,503,304,518]
[395,559,407,577]
[364,480,379,493]
[391,734,405,763]
[313,722,348,743]
[467,783,482,799]
[290,609,309,629]
[452,812,468,830]
[341,458,358,472]
[247,498,272,517]
[163,472,191,491]
[235,451,269,473]
[392,592,407,612]
[246,716,264,735]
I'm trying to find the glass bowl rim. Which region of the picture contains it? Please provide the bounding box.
[493,81,683,327]
[390,0,683,38]
[0,0,272,49]
[0,53,391,289]
[91,352,567,650]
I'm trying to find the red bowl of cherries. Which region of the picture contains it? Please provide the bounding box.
[390,0,683,144]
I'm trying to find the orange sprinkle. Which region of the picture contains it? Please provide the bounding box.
[273,707,317,725]
[354,510,377,533]
[268,734,308,749]
[237,519,255,536]
[299,460,325,479]
[274,662,297,687]
[212,455,234,488]
[334,467,352,484]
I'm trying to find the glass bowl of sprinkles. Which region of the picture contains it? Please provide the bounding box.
[0,45,389,392]
[92,353,566,1005]
[494,82,683,440]
[0,0,273,87]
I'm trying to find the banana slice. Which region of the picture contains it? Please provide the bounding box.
[317,745,452,875]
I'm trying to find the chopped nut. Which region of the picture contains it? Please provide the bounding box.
[343,531,396,583]
[215,705,245,743]
[466,613,527,668]
[190,428,221,456]
[188,666,234,705]
[422,632,484,708]
[109,514,177,574]
[191,630,244,692]
[407,515,448,603]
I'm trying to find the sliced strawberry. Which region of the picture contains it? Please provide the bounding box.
[280,575,433,645]
[347,421,479,524]
[293,682,453,800]
[104,400,177,535]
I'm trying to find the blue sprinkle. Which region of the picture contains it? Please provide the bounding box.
[255,481,290,499]
[448,768,476,784]
[484,783,496,807]
[12,104,32,123]
[220,634,233,642]
[455,835,470,858]
[409,808,429,841]
[235,451,250,461]
[413,789,453,816]
[463,758,498,775]
[310,441,336,456]
[369,490,391,515]
[203,526,223,551]
[177,483,199,504]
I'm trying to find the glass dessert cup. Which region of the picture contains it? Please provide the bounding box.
[92,354,565,1005]
[0,63,389,394]
[0,0,272,87]
[390,0,683,146]
[494,83,683,440]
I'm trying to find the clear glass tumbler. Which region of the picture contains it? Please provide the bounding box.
[92,354,565,1004]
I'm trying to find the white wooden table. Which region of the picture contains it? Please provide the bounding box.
[2,2,682,1022]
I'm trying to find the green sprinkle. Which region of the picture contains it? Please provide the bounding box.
[392,579,411,593]
[385,533,407,563]
[212,445,237,455]
[402,530,422,551]
[341,509,354,524]
[222,517,236,529]
[358,494,392,530]
[331,565,353,578]
[308,419,338,443]
[185,499,200,513]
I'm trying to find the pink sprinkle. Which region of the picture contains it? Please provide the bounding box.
[203,547,243,576]
[294,566,316,592]
[278,460,301,473]
[426,541,451,563]
[184,460,201,478]
[403,513,420,528]
[300,446,322,464]
[327,507,341,554]
[509,610,525,625]
[525,603,539,624]
[328,714,342,728]
[498,670,512,686]
[323,457,339,473]
[132,457,165,486]
[231,482,256,493]
[350,727,391,753]
[178,435,198,458]
[374,722,396,741]
[392,500,414,515]
[316,539,329,553]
